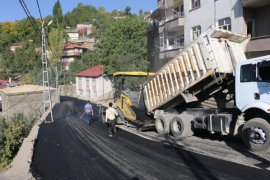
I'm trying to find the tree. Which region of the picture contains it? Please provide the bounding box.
[0,44,39,79]
[48,28,64,66]
[64,3,97,27]
[95,16,149,74]
[124,6,131,15]
[53,0,63,27]
[139,9,143,16]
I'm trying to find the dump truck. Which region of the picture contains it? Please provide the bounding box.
[140,27,270,151]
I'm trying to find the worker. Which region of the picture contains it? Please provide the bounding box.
[105,102,118,137]
[83,100,94,125]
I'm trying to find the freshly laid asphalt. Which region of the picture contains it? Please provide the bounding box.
[31,96,270,180]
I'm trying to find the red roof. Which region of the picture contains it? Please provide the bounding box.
[0,79,8,85]
[76,65,105,77]
[64,44,88,50]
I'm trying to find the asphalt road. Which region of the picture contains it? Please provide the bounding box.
[31,97,270,180]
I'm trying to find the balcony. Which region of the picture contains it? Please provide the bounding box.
[159,13,184,33]
[242,0,270,8]
[246,35,270,52]
[165,0,184,9]
[160,42,184,52]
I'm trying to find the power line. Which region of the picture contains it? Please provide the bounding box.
[19,0,40,34]
[35,0,43,21]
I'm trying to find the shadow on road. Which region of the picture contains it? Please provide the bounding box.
[193,130,270,171]
[161,135,218,180]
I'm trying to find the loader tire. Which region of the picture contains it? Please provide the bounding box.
[170,114,194,139]
[155,114,171,135]
[242,118,270,152]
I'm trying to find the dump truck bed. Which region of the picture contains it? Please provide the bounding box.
[143,28,249,113]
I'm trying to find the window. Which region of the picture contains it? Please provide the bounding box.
[160,33,165,48]
[168,32,174,46]
[92,78,96,92]
[218,17,231,31]
[257,62,270,82]
[176,34,184,46]
[192,26,201,40]
[191,0,200,9]
[247,19,255,37]
[86,78,89,90]
[240,64,256,82]
[78,78,82,89]
[174,7,180,18]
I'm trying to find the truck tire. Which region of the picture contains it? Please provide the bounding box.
[242,118,270,151]
[170,114,194,139]
[155,114,171,135]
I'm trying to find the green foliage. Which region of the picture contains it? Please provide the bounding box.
[0,115,37,167]
[48,28,64,66]
[53,0,63,28]
[125,6,132,15]
[0,43,40,80]
[0,44,39,75]
[64,3,97,27]
[96,16,149,74]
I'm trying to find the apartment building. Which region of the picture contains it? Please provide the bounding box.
[61,44,88,70]
[148,0,270,71]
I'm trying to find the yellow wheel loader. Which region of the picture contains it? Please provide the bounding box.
[112,71,156,130]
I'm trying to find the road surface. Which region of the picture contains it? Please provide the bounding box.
[31,97,270,180]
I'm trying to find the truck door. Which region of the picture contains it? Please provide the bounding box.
[236,63,256,110]
[255,61,270,104]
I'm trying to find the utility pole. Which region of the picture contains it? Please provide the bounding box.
[55,66,60,103]
[102,65,104,101]
[41,20,54,123]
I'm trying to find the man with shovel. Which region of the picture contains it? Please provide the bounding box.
[81,100,94,124]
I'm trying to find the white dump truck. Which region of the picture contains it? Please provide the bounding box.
[142,27,270,151]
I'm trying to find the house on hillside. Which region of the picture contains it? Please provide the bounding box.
[77,22,93,36]
[75,65,113,101]
[65,28,79,41]
[10,42,24,52]
[61,44,88,70]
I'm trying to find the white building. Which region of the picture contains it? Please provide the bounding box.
[75,65,113,100]
[184,0,245,45]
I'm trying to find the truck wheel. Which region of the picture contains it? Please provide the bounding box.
[170,114,194,138]
[242,118,270,151]
[155,114,170,135]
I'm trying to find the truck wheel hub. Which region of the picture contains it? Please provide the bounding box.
[250,127,266,144]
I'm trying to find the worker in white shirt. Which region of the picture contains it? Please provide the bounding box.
[105,102,118,137]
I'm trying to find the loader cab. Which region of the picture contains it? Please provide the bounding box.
[235,55,270,112]
[112,71,156,129]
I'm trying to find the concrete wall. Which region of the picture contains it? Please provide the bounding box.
[1,90,57,119]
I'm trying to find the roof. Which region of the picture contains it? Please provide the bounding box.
[10,42,25,47]
[64,44,88,50]
[0,79,8,85]
[113,71,156,77]
[0,85,56,95]
[76,65,104,77]
[65,29,78,33]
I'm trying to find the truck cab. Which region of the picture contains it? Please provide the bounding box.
[235,55,270,151]
[236,55,270,113]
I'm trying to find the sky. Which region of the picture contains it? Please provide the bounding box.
[0,0,157,22]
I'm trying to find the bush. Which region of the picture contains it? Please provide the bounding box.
[0,114,37,167]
